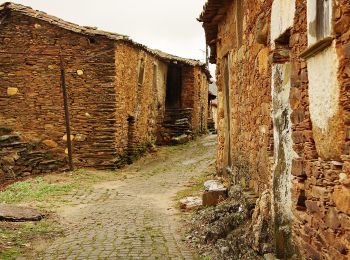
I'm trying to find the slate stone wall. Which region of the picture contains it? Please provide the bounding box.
[0,11,118,174]
[212,0,350,258]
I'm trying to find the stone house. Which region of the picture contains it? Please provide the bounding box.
[0,2,210,180]
[199,0,350,258]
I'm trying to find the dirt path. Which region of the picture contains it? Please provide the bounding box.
[36,135,217,259]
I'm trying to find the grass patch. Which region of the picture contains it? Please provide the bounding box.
[0,220,61,260]
[0,178,75,204]
[0,169,121,205]
[0,247,22,260]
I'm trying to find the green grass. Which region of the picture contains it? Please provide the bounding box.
[0,247,22,260]
[0,177,75,204]
[0,221,60,260]
[0,169,122,205]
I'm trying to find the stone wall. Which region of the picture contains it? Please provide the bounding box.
[290,1,350,258]
[194,66,209,134]
[0,11,117,174]
[181,66,209,134]
[201,0,350,258]
[114,42,167,162]
[215,0,273,193]
[0,6,211,181]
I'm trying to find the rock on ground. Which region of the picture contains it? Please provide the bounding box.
[0,204,44,222]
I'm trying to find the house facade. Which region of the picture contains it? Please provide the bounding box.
[0,2,210,181]
[199,0,350,258]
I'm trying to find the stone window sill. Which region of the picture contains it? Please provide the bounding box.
[300,36,334,60]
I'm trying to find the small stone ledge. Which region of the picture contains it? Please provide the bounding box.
[300,37,334,60]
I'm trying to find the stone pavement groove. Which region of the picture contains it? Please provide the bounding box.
[38,135,217,260]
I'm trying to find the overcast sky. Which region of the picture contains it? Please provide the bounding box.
[3,1,213,66]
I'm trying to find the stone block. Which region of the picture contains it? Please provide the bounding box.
[179,197,202,211]
[7,87,18,96]
[292,159,305,177]
[305,200,320,214]
[42,139,58,148]
[333,186,350,215]
[325,207,341,229]
[202,189,228,206]
[0,204,44,221]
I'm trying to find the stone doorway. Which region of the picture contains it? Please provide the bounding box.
[165,65,182,109]
[222,55,232,176]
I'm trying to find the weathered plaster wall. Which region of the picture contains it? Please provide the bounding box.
[271,0,296,44]
[0,11,117,175]
[307,43,342,159]
[271,63,297,257]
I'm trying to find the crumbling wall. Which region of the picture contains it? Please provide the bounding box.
[115,42,167,162]
[215,0,273,194]
[0,11,117,174]
[290,0,350,258]
[203,0,350,258]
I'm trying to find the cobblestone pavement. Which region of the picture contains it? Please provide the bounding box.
[38,135,217,260]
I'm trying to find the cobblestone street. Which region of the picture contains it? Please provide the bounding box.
[37,135,216,259]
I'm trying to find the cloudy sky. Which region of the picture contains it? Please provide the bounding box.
[3,1,212,66]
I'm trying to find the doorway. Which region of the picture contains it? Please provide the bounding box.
[165,65,182,108]
[222,55,232,176]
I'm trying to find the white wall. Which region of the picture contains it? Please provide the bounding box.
[307,0,333,46]
[271,0,296,47]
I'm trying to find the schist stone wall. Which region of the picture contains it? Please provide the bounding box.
[0,11,118,178]
[290,0,350,259]
[114,42,168,163]
[0,3,211,181]
[215,0,273,194]
[200,0,350,258]
[182,65,209,134]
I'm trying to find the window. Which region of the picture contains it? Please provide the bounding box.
[316,0,330,41]
[152,64,157,91]
[138,58,145,86]
[301,0,333,58]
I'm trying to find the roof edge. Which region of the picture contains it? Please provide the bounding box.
[0,2,211,77]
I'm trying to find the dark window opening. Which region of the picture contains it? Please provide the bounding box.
[275,29,291,47]
[88,37,97,44]
[127,116,136,164]
[273,29,291,63]
[316,0,330,41]
[165,64,182,108]
[138,58,145,86]
[153,64,158,91]
[296,190,307,211]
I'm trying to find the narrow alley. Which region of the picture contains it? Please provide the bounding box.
[32,135,216,259]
